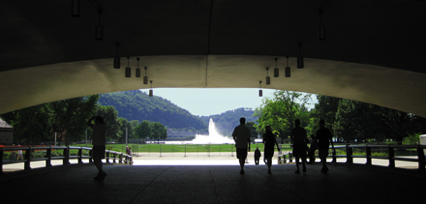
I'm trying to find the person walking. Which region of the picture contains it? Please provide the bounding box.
[16,144,23,160]
[87,116,107,181]
[263,126,280,174]
[254,147,261,165]
[307,135,318,164]
[316,119,334,173]
[232,117,251,175]
[291,119,308,174]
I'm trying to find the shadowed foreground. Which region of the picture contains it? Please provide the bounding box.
[0,163,424,204]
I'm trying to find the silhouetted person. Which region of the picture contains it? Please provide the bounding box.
[316,119,334,173]
[291,119,308,174]
[254,147,261,165]
[232,117,251,175]
[16,144,23,160]
[263,126,280,174]
[87,116,107,181]
[307,134,318,164]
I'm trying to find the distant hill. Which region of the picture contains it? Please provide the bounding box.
[98,90,208,131]
[199,108,258,136]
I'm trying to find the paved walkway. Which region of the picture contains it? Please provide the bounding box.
[1,153,425,204]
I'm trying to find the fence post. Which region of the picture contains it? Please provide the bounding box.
[0,148,4,175]
[388,145,395,168]
[89,149,93,163]
[366,145,372,165]
[106,151,110,163]
[184,144,187,157]
[46,147,52,167]
[332,148,337,163]
[25,146,32,171]
[160,145,162,157]
[346,144,353,164]
[119,153,123,164]
[417,145,425,172]
[63,146,70,165]
[78,148,83,164]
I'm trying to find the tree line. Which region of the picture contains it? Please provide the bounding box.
[0,95,168,145]
[255,91,426,145]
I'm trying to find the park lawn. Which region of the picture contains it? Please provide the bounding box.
[67,143,294,153]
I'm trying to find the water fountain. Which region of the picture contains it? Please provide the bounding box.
[189,118,235,144]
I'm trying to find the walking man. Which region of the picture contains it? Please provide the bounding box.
[316,119,334,173]
[87,116,107,181]
[291,119,308,174]
[232,117,251,175]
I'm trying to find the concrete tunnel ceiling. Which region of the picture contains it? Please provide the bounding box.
[0,0,425,117]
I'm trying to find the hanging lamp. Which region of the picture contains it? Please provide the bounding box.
[274,58,279,77]
[143,67,148,84]
[297,42,304,68]
[285,56,291,77]
[149,81,153,97]
[95,9,103,40]
[319,9,326,41]
[71,0,80,17]
[136,58,141,77]
[259,81,263,97]
[266,67,270,85]
[125,57,131,77]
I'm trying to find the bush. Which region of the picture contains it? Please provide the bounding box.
[403,133,420,145]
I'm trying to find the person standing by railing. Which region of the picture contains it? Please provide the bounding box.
[316,119,334,173]
[87,116,107,181]
[16,144,23,160]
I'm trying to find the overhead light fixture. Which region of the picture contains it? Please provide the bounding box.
[259,81,263,97]
[319,9,326,41]
[266,67,270,85]
[125,57,131,77]
[149,81,153,97]
[297,42,304,69]
[71,0,80,17]
[274,58,279,77]
[285,56,291,77]
[143,67,148,84]
[95,9,103,40]
[136,58,141,77]
[114,42,120,69]
[319,0,332,41]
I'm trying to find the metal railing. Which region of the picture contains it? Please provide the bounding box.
[278,144,426,172]
[0,146,132,174]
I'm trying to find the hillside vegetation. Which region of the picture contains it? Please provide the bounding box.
[98,90,207,131]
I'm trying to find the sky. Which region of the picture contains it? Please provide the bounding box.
[140,88,317,116]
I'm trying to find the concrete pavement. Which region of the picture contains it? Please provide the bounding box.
[1,157,425,204]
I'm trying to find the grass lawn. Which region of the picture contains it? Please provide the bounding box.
[68,143,294,154]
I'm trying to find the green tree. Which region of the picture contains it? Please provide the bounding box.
[129,120,140,137]
[309,95,341,136]
[254,91,311,143]
[332,99,424,144]
[2,104,52,145]
[246,121,259,141]
[95,105,120,141]
[135,120,152,143]
[50,95,99,145]
[150,122,167,143]
[118,117,133,142]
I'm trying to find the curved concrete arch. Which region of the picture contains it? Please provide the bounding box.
[1,1,426,117]
[1,55,425,118]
